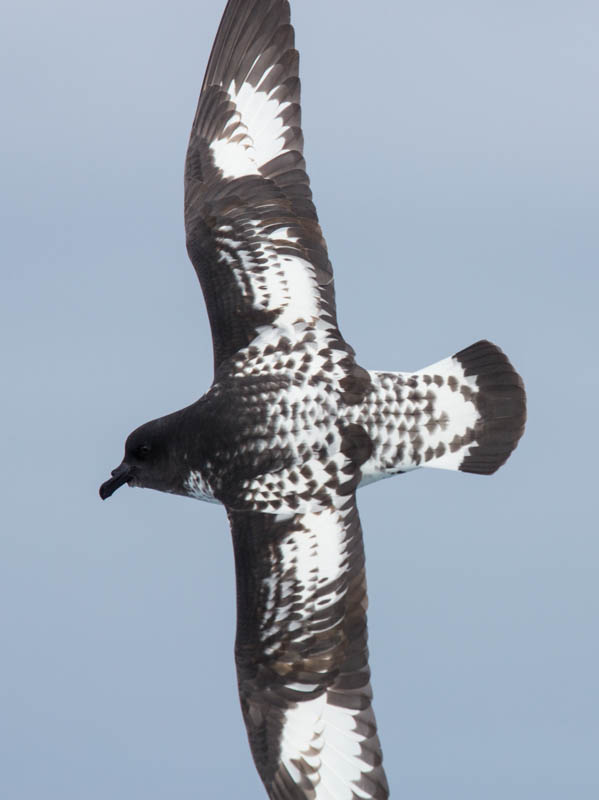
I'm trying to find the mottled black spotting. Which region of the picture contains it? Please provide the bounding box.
[312,487,333,507]
[424,418,439,433]
[338,422,374,468]
[460,385,474,402]
[339,363,373,405]
[449,433,463,453]
[411,433,423,450]
[278,337,292,355]
[454,340,527,474]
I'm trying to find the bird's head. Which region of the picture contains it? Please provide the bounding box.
[100,415,185,500]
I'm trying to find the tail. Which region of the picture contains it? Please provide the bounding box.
[434,340,527,474]
[356,340,526,483]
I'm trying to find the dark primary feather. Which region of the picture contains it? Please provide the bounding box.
[184,0,341,374]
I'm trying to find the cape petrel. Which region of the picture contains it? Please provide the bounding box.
[100,1,526,797]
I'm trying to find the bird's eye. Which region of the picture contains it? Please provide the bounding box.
[136,444,151,460]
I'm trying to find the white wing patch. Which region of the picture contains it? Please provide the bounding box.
[278,510,346,591]
[260,508,350,648]
[280,693,376,800]
[210,65,294,179]
[215,221,323,327]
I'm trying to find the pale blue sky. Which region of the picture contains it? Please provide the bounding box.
[2,1,598,797]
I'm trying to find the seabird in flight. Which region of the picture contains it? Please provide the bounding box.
[100,2,526,797]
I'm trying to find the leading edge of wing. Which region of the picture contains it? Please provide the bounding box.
[184,0,340,371]
[228,499,389,800]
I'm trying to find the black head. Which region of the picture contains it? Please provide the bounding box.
[100,415,184,500]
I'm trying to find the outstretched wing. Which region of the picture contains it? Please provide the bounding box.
[185,0,341,372]
[228,498,389,800]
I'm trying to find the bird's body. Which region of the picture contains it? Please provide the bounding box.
[100,2,526,797]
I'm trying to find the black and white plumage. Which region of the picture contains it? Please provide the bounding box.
[100,2,526,798]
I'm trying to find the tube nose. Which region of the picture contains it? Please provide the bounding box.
[99,462,132,500]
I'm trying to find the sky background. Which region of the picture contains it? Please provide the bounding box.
[2,0,598,797]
